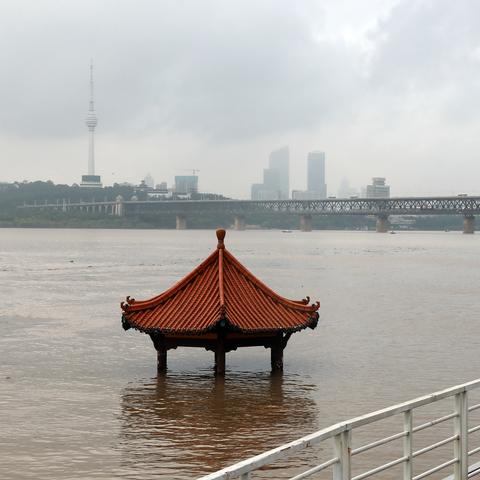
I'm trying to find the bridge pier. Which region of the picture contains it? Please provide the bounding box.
[234,215,246,231]
[463,215,475,234]
[376,214,389,233]
[300,214,312,232]
[176,214,187,230]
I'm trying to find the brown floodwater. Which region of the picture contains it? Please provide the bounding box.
[1,228,480,479]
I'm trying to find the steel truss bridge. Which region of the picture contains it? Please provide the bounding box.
[123,196,480,216]
[18,196,480,232]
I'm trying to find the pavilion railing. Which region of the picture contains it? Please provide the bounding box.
[198,378,480,480]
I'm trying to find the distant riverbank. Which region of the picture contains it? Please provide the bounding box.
[0,211,466,231]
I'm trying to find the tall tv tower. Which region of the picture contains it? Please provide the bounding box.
[81,60,102,187]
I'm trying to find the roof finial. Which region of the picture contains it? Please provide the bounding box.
[216,229,226,249]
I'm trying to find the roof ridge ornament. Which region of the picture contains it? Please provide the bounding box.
[216,229,226,249]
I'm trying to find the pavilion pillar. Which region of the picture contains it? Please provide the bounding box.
[271,334,284,372]
[149,333,167,373]
[214,337,226,375]
[300,214,312,232]
[463,215,475,234]
[376,214,389,233]
[157,345,167,373]
[234,215,246,231]
[176,214,187,230]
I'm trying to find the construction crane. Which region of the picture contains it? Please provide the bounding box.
[178,168,200,176]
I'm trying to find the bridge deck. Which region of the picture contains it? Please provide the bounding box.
[17,195,480,216]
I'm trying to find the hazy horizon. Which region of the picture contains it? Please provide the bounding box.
[1,0,480,198]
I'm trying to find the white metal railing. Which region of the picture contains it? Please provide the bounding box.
[198,379,480,480]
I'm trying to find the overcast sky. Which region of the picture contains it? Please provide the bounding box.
[1,0,480,198]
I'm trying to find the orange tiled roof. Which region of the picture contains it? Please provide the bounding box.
[121,230,319,334]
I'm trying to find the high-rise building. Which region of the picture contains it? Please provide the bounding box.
[251,183,272,200]
[250,146,290,200]
[174,175,198,195]
[81,61,102,188]
[263,168,280,192]
[144,173,155,189]
[307,151,327,198]
[366,177,390,198]
[291,151,327,200]
[268,146,289,199]
[337,178,359,198]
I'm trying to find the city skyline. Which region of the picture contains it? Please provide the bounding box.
[1,1,480,198]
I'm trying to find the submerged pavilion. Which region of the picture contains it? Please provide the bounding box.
[121,229,319,374]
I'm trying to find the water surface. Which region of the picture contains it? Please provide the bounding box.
[1,229,480,478]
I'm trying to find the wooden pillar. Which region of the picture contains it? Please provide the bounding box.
[157,345,167,373]
[150,333,167,374]
[271,334,284,372]
[214,338,226,375]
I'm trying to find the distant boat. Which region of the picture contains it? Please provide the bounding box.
[282,230,293,233]
[390,231,397,234]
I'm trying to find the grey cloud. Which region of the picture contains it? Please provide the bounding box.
[367,0,480,120]
[0,0,363,139]
[3,0,480,141]
[2,0,480,196]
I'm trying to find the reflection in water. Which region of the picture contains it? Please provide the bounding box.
[119,372,319,479]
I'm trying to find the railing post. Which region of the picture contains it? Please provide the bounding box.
[333,430,351,480]
[454,391,468,480]
[403,410,413,480]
